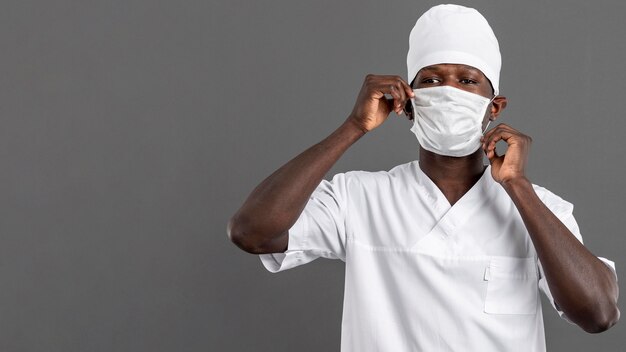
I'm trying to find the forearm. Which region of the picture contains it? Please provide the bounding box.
[502,177,619,332]
[228,119,365,253]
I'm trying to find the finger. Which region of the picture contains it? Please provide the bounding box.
[483,126,516,148]
[482,123,502,141]
[364,74,387,99]
[402,79,415,98]
[489,124,532,146]
[494,130,518,147]
[383,97,395,114]
[390,76,414,99]
[403,99,414,120]
[492,123,515,132]
[390,85,403,113]
[481,127,498,149]
[483,124,519,144]
[486,142,501,160]
[482,133,503,160]
[486,132,507,151]
[483,130,514,156]
[386,83,406,114]
[393,79,412,114]
[379,76,411,110]
[483,122,513,136]
[370,76,412,115]
[483,135,502,159]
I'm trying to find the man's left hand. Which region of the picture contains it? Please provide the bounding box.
[481,123,532,185]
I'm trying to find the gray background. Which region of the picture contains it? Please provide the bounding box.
[1,0,624,351]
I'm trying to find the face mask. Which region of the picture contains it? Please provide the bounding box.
[410,85,495,157]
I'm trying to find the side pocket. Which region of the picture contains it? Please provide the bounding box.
[484,257,539,315]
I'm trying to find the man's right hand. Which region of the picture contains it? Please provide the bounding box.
[347,74,415,133]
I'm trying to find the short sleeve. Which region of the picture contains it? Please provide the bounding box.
[534,187,618,322]
[259,173,349,273]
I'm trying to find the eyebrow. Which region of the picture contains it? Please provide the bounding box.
[420,64,481,74]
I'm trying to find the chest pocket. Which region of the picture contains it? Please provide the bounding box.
[484,257,539,315]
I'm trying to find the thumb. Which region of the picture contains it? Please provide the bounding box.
[383,96,395,113]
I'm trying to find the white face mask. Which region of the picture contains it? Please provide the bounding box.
[410,85,495,157]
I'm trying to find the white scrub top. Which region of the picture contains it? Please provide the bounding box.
[259,160,616,352]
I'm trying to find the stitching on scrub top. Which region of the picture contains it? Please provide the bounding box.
[350,238,494,261]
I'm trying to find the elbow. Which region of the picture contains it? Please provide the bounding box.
[580,301,620,334]
[227,216,253,253]
[226,216,267,254]
[586,278,621,333]
[573,271,621,333]
[586,306,620,334]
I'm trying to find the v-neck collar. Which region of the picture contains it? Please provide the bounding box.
[409,161,499,247]
[412,160,496,213]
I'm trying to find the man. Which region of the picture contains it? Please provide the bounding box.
[227,4,619,351]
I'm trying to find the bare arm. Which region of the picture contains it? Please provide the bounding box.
[483,124,620,333]
[227,120,364,254]
[227,75,414,254]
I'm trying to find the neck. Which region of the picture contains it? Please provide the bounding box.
[419,148,486,205]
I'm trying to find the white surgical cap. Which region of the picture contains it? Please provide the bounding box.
[406,4,501,95]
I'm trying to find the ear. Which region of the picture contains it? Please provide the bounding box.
[489,96,508,120]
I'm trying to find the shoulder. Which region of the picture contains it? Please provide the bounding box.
[321,161,417,197]
[338,160,418,187]
[531,183,574,216]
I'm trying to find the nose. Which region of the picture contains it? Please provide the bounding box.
[440,77,463,90]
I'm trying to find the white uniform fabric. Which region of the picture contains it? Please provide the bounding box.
[407,4,501,94]
[260,160,617,352]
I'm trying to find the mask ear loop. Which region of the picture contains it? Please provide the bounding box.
[482,95,497,134]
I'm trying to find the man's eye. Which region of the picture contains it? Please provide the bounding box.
[460,78,478,84]
[422,78,440,84]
